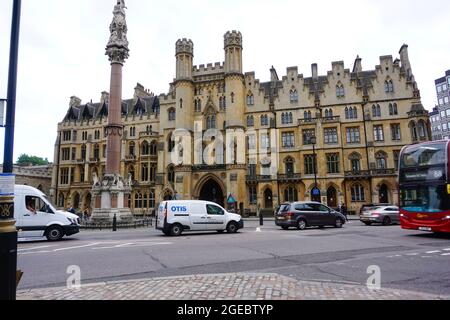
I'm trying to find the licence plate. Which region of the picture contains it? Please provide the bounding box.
[419,227,432,232]
[277,216,285,220]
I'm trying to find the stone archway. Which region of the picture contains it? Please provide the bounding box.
[72,192,81,210]
[327,186,338,208]
[264,188,273,209]
[199,178,225,207]
[379,184,389,204]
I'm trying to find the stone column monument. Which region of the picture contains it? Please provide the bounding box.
[91,0,132,222]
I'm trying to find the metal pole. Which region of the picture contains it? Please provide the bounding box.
[3,0,22,173]
[0,0,22,301]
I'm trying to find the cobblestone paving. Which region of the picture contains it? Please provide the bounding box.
[17,273,449,300]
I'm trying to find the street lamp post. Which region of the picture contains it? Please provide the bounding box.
[0,0,22,300]
[310,135,320,203]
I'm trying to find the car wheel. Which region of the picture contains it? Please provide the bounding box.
[382,217,392,226]
[297,220,307,231]
[170,224,183,237]
[281,226,289,230]
[335,218,343,229]
[227,222,238,233]
[46,225,64,241]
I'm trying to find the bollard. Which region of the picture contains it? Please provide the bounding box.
[113,214,117,232]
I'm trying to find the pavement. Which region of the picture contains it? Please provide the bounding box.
[17,272,449,300]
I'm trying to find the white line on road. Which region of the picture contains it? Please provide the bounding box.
[441,253,450,256]
[115,243,134,248]
[18,245,53,252]
[444,248,450,251]
[53,243,100,252]
[406,253,419,256]
[19,250,52,255]
[92,242,172,250]
[426,251,441,254]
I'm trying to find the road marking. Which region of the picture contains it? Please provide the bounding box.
[444,248,450,251]
[115,243,134,248]
[92,242,172,250]
[406,253,419,256]
[19,250,52,255]
[426,251,441,254]
[53,243,100,252]
[18,245,52,252]
[421,256,433,258]
[441,253,450,256]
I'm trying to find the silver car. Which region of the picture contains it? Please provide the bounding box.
[360,206,400,226]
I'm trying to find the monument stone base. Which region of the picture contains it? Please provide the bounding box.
[91,173,133,223]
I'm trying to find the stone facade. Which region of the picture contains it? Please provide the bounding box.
[1,165,52,195]
[430,70,450,140]
[51,32,431,216]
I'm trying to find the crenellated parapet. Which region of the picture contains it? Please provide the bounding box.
[176,38,194,56]
[224,30,243,49]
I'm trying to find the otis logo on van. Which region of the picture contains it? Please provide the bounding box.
[171,206,188,212]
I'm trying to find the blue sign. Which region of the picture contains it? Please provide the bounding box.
[312,187,321,197]
[171,206,187,212]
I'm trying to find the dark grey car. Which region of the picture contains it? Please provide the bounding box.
[275,202,347,230]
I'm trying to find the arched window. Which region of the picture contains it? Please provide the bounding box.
[167,133,175,152]
[194,99,202,112]
[247,116,254,127]
[284,186,298,202]
[141,164,149,182]
[134,192,143,209]
[81,145,87,160]
[150,141,158,156]
[141,141,150,155]
[168,108,176,121]
[58,193,65,208]
[289,113,293,124]
[372,104,381,117]
[385,80,394,93]
[351,184,365,202]
[281,113,286,125]
[375,151,388,169]
[290,89,298,103]
[207,115,216,129]
[409,121,418,142]
[336,85,345,98]
[168,166,175,184]
[418,120,426,138]
[325,109,333,119]
[179,99,183,109]
[352,107,358,119]
[349,152,362,172]
[304,111,312,121]
[129,142,135,157]
[261,115,269,126]
[345,107,349,119]
[393,103,398,115]
[128,166,135,181]
[247,94,254,106]
[285,157,295,175]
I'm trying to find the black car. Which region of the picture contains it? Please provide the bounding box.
[275,202,346,230]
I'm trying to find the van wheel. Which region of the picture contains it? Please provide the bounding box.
[46,226,64,241]
[227,222,238,233]
[297,220,307,231]
[382,217,392,226]
[170,224,183,237]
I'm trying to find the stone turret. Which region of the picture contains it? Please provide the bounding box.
[224,30,243,74]
[70,96,82,108]
[175,38,194,80]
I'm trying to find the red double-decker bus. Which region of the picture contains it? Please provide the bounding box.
[399,140,450,233]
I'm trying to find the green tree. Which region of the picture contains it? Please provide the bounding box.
[16,154,49,166]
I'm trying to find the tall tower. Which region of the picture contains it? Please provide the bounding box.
[224,31,246,214]
[92,0,132,222]
[174,38,194,131]
[224,31,245,129]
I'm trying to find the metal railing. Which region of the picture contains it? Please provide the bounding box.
[80,218,154,230]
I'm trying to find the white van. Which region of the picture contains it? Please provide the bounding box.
[156,200,244,236]
[14,185,81,241]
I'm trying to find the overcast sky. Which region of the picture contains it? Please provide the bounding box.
[0,0,449,163]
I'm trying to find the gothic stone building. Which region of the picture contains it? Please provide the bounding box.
[51,31,431,216]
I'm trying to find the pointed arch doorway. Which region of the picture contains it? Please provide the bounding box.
[327,187,337,208]
[199,178,225,208]
[379,184,389,204]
